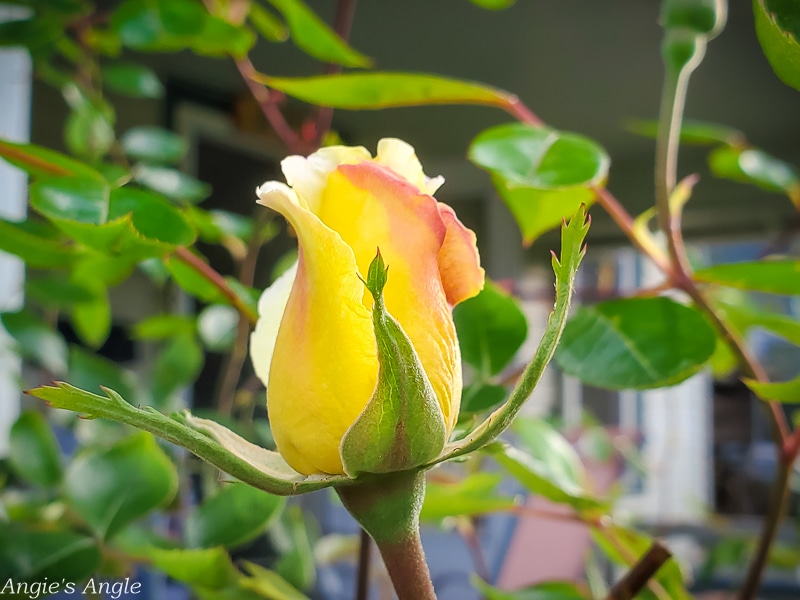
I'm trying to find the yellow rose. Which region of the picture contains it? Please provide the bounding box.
[250,139,484,476]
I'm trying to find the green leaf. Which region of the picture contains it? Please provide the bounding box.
[470,0,517,10]
[186,482,285,549]
[133,314,196,340]
[472,576,589,600]
[65,102,115,162]
[120,126,187,164]
[158,0,207,36]
[340,252,447,475]
[0,524,100,582]
[266,0,370,67]
[109,186,196,245]
[437,206,589,462]
[241,561,311,600]
[745,374,800,402]
[26,274,96,309]
[754,0,800,93]
[1,310,68,375]
[0,138,103,180]
[111,0,197,52]
[165,253,227,302]
[469,124,608,244]
[555,297,716,389]
[454,280,528,377]
[30,176,110,225]
[273,506,316,592]
[461,382,508,415]
[0,217,78,268]
[190,16,256,58]
[249,3,288,42]
[712,292,800,346]
[9,411,63,487]
[71,286,111,348]
[152,332,204,408]
[134,164,211,203]
[709,146,800,202]
[147,547,239,590]
[420,472,517,522]
[470,124,609,189]
[258,71,516,110]
[592,526,690,600]
[491,417,601,509]
[64,432,178,539]
[198,305,239,352]
[102,61,164,98]
[0,17,62,51]
[626,118,745,145]
[694,259,800,295]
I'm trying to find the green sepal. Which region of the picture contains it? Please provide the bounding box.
[27,382,351,496]
[339,250,447,476]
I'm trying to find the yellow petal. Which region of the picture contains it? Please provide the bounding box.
[257,182,377,475]
[281,146,371,214]
[317,162,462,432]
[375,137,444,195]
[437,203,485,305]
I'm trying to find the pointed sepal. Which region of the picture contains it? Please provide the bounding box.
[340,250,447,476]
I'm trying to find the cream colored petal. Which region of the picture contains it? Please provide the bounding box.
[249,259,298,388]
[281,146,371,214]
[375,138,444,195]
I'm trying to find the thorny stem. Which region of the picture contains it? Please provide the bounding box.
[171,247,258,324]
[313,0,358,147]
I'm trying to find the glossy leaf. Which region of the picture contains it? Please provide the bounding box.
[111,0,193,51]
[26,274,96,308]
[694,259,800,295]
[0,524,100,582]
[71,285,112,348]
[0,17,61,51]
[461,382,508,415]
[470,124,609,189]
[240,561,311,600]
[745,374,800,402]
[712,292,800,346]
[258,71,516,110]
[64,432,178,539]
[152,332,203,407]
[190,16,256,58]
[9,411,63,486]
[29,383,351,495]
[0,217,78,268]
[626,118,745,145]
[165,253,227,303]
[65,102,115,162]
[454,280,528,377]
[420,472,516,521]
[0,138,103,180]
[754,0,800,93]
[709,146,800,202]
[472,576,589,600]
[102,61,165,98]
[109,187,196,246]
[266,0,369,67]
[120,126,187,164]
[470,0,517,9]
[249,2,288,41]
[158,0,207,36]
[133,314,196,340]
[470,124,607,244]
[134,164,211,203]
[489,417,603,509]
[186,483,285,549]
[273,506,316,592]
[147,547,239,590]
[555,297,716,389]
[29,176,110,225]
[1,310,68,375]
[198,305,239,352]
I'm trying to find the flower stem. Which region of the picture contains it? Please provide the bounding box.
[604,542,672,600]
[355,528,372,600]
[376,530,437,600]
